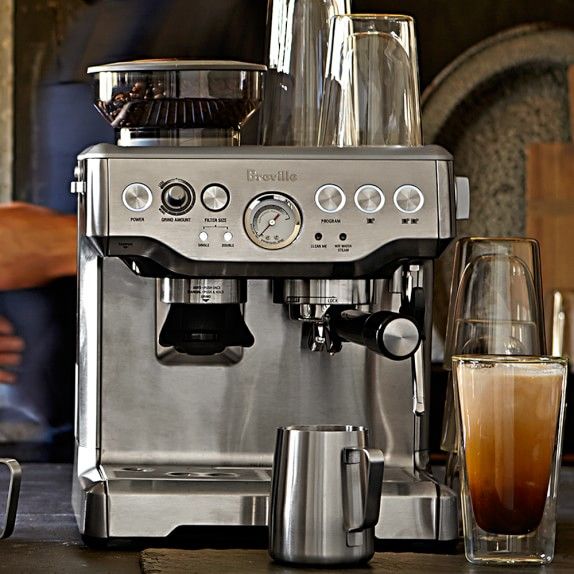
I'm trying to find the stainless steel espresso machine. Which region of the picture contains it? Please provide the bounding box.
[71,59,469,544]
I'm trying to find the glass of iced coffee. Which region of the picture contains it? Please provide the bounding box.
[453,355,567,565]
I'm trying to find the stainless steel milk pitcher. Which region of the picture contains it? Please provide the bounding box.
[269,425,385,565]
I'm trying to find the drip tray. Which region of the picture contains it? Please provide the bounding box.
[107,465,271,481]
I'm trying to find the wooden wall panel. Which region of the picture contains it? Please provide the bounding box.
[0,0,13,203]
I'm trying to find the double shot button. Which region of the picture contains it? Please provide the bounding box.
[393,184,424,214]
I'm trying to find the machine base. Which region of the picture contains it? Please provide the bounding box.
[74,464,459,542]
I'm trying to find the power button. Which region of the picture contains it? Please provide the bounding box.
[122,183,152,212]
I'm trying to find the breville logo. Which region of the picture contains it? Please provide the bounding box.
[247,169,297,182]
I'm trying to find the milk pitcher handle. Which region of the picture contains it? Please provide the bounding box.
[342,447,384,532]
[0,458,21,539]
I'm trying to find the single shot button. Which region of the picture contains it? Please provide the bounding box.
[199,231,209,242]
[354,184,384,213]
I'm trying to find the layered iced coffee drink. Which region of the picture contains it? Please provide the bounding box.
[453,356,567,565]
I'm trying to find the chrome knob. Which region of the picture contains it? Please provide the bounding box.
[315,184,346,213]
[202,184,230,212]
[393,185,424,214]
[122,183,152,212]
[333,310,421,360]
[165,185,188,208]
[354,185,385,213]
[380,316,420,359]
[161,180,194,215]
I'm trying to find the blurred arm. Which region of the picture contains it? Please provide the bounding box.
[0,316,24,384]
[0,202,76,291]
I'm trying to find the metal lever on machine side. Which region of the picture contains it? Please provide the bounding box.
[408,287,426,415]
[455,176,470,220]
[412,347,425,415]
[330,309,421,360]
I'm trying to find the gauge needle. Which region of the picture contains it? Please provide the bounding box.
[258,212,281,237]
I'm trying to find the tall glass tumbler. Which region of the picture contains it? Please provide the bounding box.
[453,355,567,565]
[548,289,574,371]
[444,238,546,365]
[260,0,350,146]
[318,14,422,147]
[441,237,546,486]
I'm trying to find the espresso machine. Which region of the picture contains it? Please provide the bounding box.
[71,59,469,544]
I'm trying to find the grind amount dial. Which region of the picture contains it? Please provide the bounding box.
[244,193,302,250]
[161,179,195,215]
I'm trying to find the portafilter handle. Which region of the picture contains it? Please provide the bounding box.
[331,309,421,360]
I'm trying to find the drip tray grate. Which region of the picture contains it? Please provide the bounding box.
[107,465,271,481]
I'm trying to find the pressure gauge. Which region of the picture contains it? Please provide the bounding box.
[244,193,302,250]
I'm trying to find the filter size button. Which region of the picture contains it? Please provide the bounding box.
[202,184,230,211]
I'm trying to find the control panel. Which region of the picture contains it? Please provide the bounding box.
[81,146,454,264]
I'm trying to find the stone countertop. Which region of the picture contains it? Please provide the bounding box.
[1,464,573,573]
